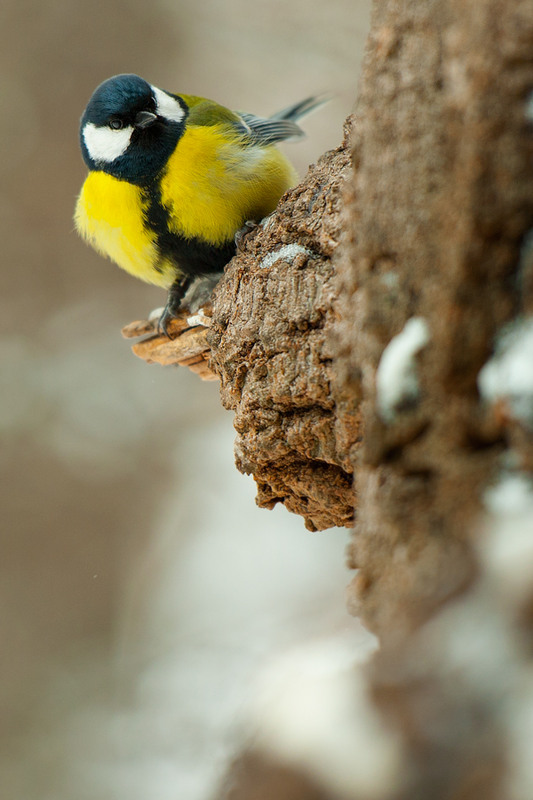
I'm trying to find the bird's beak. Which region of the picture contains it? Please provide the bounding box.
[134,111,158,129]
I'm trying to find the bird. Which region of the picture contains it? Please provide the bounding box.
[75,74,328,336]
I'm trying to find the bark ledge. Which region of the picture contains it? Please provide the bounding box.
[208,130,361,531]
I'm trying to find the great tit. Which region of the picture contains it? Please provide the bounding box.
[75,74,326,335]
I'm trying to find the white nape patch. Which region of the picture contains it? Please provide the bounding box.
[478,317,533,429]
[83,121,133,164]
[376,317,430,424]
[260,244,313,269]
[151,86,185,123]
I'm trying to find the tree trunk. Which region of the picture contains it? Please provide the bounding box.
[339,0,533,637]
[216,0,533,797]
[126,1,533,796]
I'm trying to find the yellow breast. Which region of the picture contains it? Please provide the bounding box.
[75,172,175,288]
[159,124,298,246]
[75,125,298,287]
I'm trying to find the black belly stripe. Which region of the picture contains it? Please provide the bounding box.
[141,183,236,278]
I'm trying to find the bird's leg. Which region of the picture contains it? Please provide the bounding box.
[158,275,193,339]
[234,219,258,253]
[183,273,224,312]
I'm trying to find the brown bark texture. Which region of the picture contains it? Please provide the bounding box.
[216,0,533,798]
[329,1,532,799]
[122,307,217,381]
[207,134,362,531]
[338,0,533,639]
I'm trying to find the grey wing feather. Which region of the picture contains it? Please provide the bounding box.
[238,114,305,144]
[239,94,331,145]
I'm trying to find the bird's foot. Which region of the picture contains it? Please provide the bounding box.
[182,273,223,312]
[158,302,179,339]
[158,277,192,339]
[157,273,223,338]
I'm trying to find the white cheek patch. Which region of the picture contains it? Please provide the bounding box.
[151,86,185,123]
[83,122,133,164]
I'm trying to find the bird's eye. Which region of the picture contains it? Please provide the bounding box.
[108,119,124,130]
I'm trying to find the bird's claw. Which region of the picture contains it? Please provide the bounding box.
[158,303,179,339]
[158,276,193,338]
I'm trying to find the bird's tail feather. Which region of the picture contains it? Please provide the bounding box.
[238,94,332,145]
[269,93,333,122]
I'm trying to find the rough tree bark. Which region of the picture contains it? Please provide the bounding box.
[338,0,533,643]
[126,0,533,796]
[330,0,533,798]
[126,129,362,532]
[208,133,360,532]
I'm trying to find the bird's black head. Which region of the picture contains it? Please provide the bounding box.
[80,74,188,184]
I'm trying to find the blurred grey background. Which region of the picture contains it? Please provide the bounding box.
[0,1,371,797]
